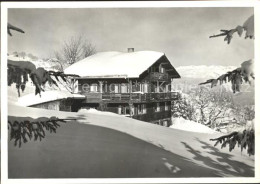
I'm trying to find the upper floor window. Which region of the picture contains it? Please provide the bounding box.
[90,83,98,92]
[110,84,119,93]
[160,67,165,73]
[121,84,128,93]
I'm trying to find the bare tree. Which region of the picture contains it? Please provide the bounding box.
[82,42,96,58]
[55,35,96,67]
[53,51,65,71]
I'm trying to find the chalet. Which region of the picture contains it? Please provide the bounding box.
[63,48,181,126]
[24,49,181,127]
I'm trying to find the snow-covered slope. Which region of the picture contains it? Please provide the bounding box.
[8,104,254,178]
[176,65,237,79]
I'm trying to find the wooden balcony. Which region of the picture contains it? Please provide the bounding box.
[83,92,180,103]
[149,72,169,81]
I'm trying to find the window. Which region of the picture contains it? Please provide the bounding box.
[142,104,147,114]
[137,104,147,114]
[155,103,160,112]
[165,102,169,111]
[114,84,119,93]
[118,105,130,115]
[118,105,122,115]
[138,105,142,114]
[90,84,98,92]
[125,106,130,115]
[160,67,165,73]
[143,83,148,93]
[121,84,128,93]
[130,105,135,116]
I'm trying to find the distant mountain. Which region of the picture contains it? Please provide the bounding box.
[176,65,237,79]
[173,65,254,106]
[8,54,61,71]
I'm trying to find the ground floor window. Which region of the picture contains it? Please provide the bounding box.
[130,105,135,116]
[142,104,147,114]
[118,105,122,115]
[165,102,169,111]
[118,105,130,115]
[137,104,142,114]
[155,102,160,112]
[137,104,147,114]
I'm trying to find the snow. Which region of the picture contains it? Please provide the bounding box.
[7,104,254,178]
[170,117,217,134]
[64,51,166,78]
[176,65,237,79]
[17,90,85,106]
[243,15,254,38]
[78,108,120,117]
[8,55,60,71]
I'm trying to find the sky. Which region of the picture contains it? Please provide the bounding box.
[8,7,254,67]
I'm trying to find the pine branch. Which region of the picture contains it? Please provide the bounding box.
[8,23,25,36]
[210,129,254,156]
[7,61,79,96]
[8,116,76,147]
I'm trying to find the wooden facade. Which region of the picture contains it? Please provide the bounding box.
[30,52,181,127]
[71,54,181,127]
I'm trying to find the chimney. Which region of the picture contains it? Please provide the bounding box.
[127,48,134,53]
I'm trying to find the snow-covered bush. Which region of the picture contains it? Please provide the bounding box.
[171,94,196,121]
[189,86,234,129]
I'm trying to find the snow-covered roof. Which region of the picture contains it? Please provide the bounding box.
[64,51,167,78]
[17,90,85,107]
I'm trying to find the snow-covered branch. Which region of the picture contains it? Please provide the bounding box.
[8,60,79,96]
[8,116,76,147]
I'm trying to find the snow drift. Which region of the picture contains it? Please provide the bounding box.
[170,117,217,134]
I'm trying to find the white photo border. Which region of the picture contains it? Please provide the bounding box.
[1,1,260,184]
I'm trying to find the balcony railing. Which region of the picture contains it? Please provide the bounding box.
[84,92,180,103]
